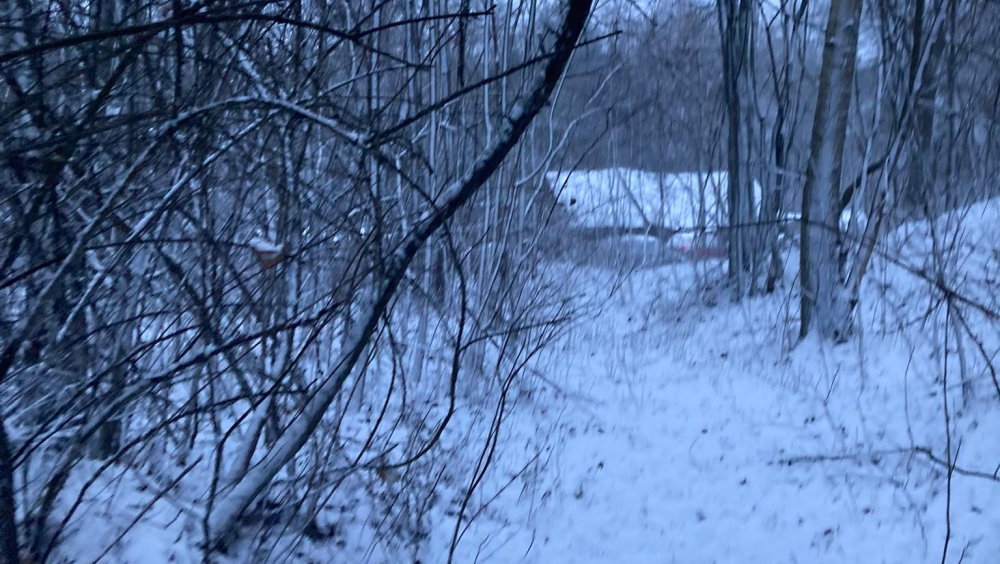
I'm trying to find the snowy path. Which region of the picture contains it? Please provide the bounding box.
[486,283,953,564]
[525,359,864,563]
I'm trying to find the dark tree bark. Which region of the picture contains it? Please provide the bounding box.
[717,0,752,299]
[904,0,947,214]
[0,417,18,564]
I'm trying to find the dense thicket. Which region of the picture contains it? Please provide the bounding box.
[1,0,597,561]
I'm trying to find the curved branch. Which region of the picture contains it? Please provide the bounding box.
[203,0,596,548]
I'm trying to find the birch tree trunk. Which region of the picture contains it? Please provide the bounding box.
[799,0,863,341]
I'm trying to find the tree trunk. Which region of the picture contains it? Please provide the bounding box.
[904,0,946,214]
[799,0,863,341]
[0,418,18,564]
[717,0,752,299]
[764,108,786,293]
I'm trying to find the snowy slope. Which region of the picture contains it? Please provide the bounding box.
[448,199,1000,563]
[546,169,763,233]
[51,199,1000,563]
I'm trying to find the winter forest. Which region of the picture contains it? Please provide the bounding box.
[2,0,1000,562]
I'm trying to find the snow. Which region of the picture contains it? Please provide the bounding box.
[248,237,284,255]
[547,168,763,233]
[54,461,200,564]
[445,198,1000,563]
[782,208,869,235]
[52,198,1000,563]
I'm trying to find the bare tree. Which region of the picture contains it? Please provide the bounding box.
[204,0,595,547]
[1,0,598,560]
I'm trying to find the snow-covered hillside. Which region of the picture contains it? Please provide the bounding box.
[546,169,763,233]
[53,199,1000,564]
[453,196,1000,563]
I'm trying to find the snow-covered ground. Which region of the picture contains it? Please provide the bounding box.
[546,168,762,233]
[448,199,1000,563]
[450,266,1000,563]
[53,199,1000,563]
